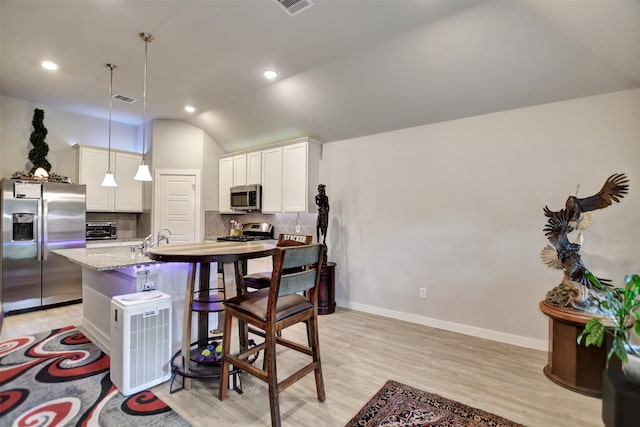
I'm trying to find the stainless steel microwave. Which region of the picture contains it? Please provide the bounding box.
[230,184,261,211]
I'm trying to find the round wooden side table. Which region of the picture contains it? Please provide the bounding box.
[318,262,336,315]
[539,300,619,397]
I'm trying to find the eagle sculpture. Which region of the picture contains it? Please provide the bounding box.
[541,173,629,310]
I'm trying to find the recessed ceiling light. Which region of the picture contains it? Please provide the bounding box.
[41,61,58,70]
[185,105,196,113]
[262,69,279,80]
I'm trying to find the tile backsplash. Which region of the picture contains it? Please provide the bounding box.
[205,211,318,241]
[86,211,151,240]
[87,210,318,242]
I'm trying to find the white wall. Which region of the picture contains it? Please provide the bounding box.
[0,95,138,182]
[0,97,225,211]
[151,119,224,211]
[321,89,640,350]
[3,90,638,350]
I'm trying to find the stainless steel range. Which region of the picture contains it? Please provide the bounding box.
[217,222,274,242]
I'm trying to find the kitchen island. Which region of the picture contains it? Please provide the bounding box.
[53,241,276,360]
[53,245,191,355]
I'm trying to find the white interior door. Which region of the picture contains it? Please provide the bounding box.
[154,170,201,244]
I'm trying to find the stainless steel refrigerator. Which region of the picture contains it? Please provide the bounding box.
[1,179,86,314]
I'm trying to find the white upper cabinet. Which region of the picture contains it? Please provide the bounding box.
[77,146,112,211]
[246,151,262,185]
[261,137,320,214]
[281,140,320,213]
[75,145,143,212]
[219,157,234,214]
[261,147,283,213]
[219,151,264,213]
[282,142,308,212]
[219,137,320,214]
[233,154,247,186]
[113,152,144,212]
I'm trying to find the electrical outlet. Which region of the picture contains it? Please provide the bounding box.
[295,224,301,233]
[419,288,427,299]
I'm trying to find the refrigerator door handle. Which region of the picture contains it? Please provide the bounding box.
[36,199,43,261]
[42,200,48,261]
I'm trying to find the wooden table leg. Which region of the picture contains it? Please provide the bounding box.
[182,262,196,390]
[234,260,249,351]
[197,262,210,340]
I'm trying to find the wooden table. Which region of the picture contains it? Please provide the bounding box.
[318,262,336,315]
[148,241,275,389]
[539,300,619,397]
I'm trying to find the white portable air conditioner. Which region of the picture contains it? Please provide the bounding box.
[110,290,172,396]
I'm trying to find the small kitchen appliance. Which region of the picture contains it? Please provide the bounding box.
[86,221,117,240]
[217,222,274,242]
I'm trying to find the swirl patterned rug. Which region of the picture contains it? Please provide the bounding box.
[0,326,189,426]
[345,380,525,427]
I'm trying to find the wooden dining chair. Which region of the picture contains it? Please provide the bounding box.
[242,234,313,293]
[219,243,326,427]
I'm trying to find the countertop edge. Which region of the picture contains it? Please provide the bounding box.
[53,247,157,271]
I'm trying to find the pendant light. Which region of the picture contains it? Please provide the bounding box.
[101,63,118,187]
[134,32,154,181]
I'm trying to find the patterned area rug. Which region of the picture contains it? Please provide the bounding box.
[345,380,525,427]
[0,326,190,426]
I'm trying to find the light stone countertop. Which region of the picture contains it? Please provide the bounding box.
[53,246,156,271]
[148,241,276,263]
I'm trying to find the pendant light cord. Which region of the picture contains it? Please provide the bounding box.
[140,32,154,163]
[106,64,117,171]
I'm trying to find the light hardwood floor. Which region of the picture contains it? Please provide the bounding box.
[1,304,603,426]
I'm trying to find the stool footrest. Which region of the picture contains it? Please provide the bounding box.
[169,337,258,394]
[192,294,225,312]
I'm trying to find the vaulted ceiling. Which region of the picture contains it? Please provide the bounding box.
[1,0,638,153]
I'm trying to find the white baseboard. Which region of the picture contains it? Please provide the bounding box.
[335,299,548,351]
[77,321,110,355]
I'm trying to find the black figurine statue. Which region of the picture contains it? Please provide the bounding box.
[315,184,329,265]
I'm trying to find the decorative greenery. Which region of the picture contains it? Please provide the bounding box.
[28,108,51,174]
[578,271,640,368]
[11,170,69,183]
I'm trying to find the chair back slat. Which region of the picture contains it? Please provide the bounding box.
[270,244,323,299]
[278,269,317,296]
[281,244,320,270]
[278,233,313,245]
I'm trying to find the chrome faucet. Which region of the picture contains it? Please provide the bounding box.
[138,229,172,256]
[139,234,153,255]
[155,228,172,246]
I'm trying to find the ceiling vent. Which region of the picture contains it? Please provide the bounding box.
[276,0,313,16]
[112,93,137,104]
